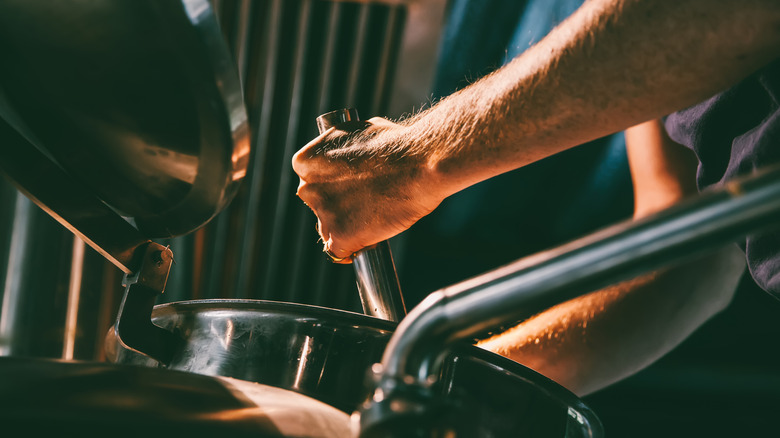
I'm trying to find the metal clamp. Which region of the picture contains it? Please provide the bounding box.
[112,242,182,365]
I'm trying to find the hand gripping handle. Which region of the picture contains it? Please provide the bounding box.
[316,109,406,322]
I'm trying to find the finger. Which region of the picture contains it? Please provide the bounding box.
[366,116,395,128]
[316,217,327,242]
[295,179,308,200]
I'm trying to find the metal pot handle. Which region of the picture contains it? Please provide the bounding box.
[316,109,406,322]
[110,242,183,365]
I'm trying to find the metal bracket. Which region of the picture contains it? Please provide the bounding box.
[113,242,182,365]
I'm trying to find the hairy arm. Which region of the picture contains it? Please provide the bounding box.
[293,0,780,258]
[477,121,746,396]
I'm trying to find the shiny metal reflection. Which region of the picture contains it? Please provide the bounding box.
[0,0,248,246]
[0,193,32,356]
[62,237,86,360]
[107,299,603,436]
[109,300,395,412]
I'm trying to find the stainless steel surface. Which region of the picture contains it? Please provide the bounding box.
[107,300,601,436]
[353,242,406,321]
[315,109,407,322]
[0,0,248,362]
[0,191,33,356]
[361,346,603,437]
[0,0,249,271]
[361,165,780,432]
[108,300,394,412]
[0,182,123,360]
[0,117,149,274]
[0,356,352,437]
[316,107,360,133]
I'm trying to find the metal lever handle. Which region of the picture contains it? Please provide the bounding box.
[316,109,406,322]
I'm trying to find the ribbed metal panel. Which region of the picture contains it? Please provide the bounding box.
[163,0,408,311]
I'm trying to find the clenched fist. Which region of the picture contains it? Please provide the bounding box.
[292,117,444,262]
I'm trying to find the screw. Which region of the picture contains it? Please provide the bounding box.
[150,250,164,267]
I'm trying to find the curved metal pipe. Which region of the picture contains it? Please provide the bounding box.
[377,166,780,386]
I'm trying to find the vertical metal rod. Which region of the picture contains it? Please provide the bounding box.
[371,5,401,115]
[0,193,31,356]
[233,0,253,84]
[61,236,85,360]
[316,2,342,112]
[205,212,231,298]
[288,12,328,302]
[94,260,122,361]
[310,2,344,306]
[345,3,370,106]
[191,228,206,299]
[235,0,283,298]
[211,0,255,300]
[261,0,313,299]
[316,109,406,321]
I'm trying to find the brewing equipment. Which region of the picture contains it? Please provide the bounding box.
[315,108,407,321]
[0,0,605,436]
[9,0,780,436]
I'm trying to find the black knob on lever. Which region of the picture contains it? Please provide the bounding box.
[316,109,406,322]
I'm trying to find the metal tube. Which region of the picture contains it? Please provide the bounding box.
[377,166,780,383]
[352,242,406,321]
[234,0,283,298]
[262,0,314,299]
[309,1,344,306]
[0,193,32,356]
[61,236,85,360]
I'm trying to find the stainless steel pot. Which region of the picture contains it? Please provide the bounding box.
[108,300,394,413]
[107,299,602,437]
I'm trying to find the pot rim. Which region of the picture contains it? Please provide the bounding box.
[152,299,398,331]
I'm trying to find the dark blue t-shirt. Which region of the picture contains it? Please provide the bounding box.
[665,58,780,299]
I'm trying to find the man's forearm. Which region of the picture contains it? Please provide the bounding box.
[292,0,780,258]
[477,245,746,396]
[477,118,737,396]
[404,0,780,199]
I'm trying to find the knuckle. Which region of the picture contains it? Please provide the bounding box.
[291,150,303,171]
[367,116,395,129]
[295,182,316,202]
[292,133,328,171]
[291,148,310,173]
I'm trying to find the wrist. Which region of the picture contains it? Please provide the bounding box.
[406,102,502,202]
[394,116,460,208]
